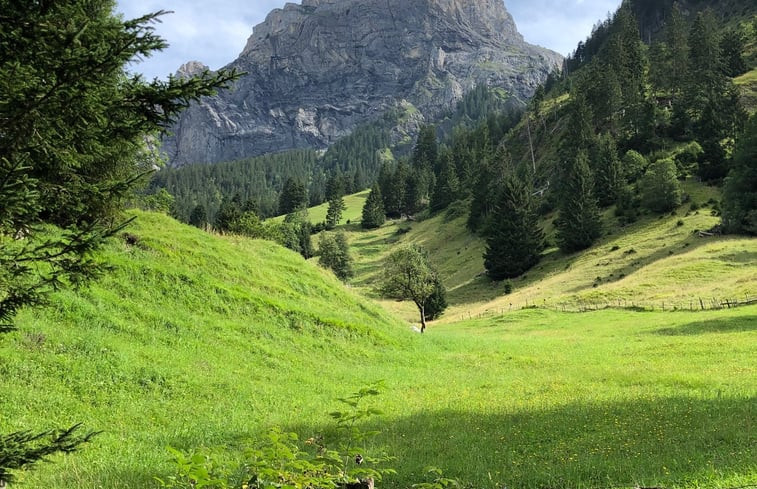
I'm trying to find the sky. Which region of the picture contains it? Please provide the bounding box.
[115,0,622,80]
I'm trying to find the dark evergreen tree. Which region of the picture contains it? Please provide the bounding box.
[667,4,689,91]
[468,141,507,231]
[720,29,747,78]
[0,0,237,482]
[388,161,410,218]
[402,169,424,217]
[648,41,671,93]
[216,195,242,232]
[556,150,603,253]
[423,277,448,321]
[430,152,460,212]
[361,184,386,229]
[483,176,544,280]
[412,125,439,174]
[325,173,346,202]
[722,114,757,235]
[278,177,308,216]
[189,204,208,228]
[593,133,623,207]
[325,196,345,229]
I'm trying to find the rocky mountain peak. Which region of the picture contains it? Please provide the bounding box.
[163,0,562,167]
[175,60,210,79]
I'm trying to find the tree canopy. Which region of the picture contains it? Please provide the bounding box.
[379,244,445,332]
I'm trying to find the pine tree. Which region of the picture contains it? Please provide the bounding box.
[0,0,237,482]
[556,150,603,253]
[189,204,208,228]
[483,175,544,280]
[325,196,345,229]
[361,184,386,229]
[722,114,757,235]
[278,177,308,215]
[468,144,510,231]
[593,133,623,207]
[412,125,439,174]
[720,29,747,78]
[430,152,460,212]
[423,277,448,321]
[667,3,690,96]
[216,196,242,232]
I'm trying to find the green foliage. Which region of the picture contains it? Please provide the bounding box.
[423,277,448,321]
[0,1,236,481]
[137,188,176,214]
[556,150,603,253]
[379,244,444,331]
[592,133,623,207]
[430,152,461,213]
[325,197,346,230]
[0,425,98,484]
[156,383,395,489]
[622,150,648,183]
[189,204,208,228]
[281,210,314,259]
[149,150,319,221]
[641,158,683,213]
[483,176,544,280]
[0,0,237,329]
[279,178,309,216]
[412,467,462,489]
[318,232,354,281]
[361,185,385,229]
[674,141,704,178]
[722,114,757,234]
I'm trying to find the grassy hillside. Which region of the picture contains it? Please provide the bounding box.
[340,182,756,325]
[1,210,756,488]
[273,189,370,226]
[0,211,412,487]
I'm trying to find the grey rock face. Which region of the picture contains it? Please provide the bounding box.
[163,0,562,167]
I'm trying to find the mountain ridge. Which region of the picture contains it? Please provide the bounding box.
[162,0,561,167]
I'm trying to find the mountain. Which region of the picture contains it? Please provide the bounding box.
[161,0,561,167]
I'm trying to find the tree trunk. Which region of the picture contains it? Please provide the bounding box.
[420,305,426,333]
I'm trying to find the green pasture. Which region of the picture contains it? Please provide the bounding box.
[2,211,755,488]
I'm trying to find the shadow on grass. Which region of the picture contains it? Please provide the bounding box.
[654,316,757,335]
[280,396,756,489]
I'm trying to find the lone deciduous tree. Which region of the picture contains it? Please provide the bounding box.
[379,245,445,332]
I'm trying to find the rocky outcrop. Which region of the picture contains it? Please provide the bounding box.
[163,0,562,166]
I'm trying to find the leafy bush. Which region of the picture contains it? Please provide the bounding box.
[156,383,396,489]
[641,158,682,213]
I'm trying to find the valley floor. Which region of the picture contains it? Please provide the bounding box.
[2,212,755,488]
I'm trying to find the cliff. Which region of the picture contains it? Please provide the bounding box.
[162,0,562,166]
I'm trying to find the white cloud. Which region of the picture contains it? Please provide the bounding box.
[117,0,623,79]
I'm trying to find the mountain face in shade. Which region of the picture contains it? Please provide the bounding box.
[162,0,562,167]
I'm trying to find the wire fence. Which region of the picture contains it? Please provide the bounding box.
[458,294,757,321]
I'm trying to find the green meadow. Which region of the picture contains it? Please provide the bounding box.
[2,208,756,488]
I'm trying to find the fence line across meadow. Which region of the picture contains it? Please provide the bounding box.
[458,294,757,321]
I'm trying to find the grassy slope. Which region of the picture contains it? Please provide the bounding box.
[272,189,370,225]
[1,210,755,488]
[343,182,757,324]
[0,211,413,487]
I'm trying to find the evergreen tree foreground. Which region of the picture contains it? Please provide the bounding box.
[0,1,238,481]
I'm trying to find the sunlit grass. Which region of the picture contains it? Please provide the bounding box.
[2,210,755,488]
